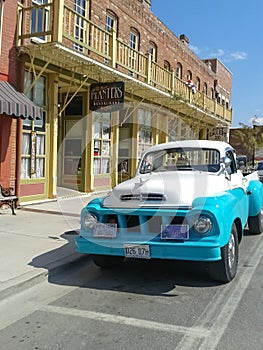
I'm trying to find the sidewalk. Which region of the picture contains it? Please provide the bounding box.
[0,188,108,300]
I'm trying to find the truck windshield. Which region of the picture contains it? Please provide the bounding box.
[139,147,221,174]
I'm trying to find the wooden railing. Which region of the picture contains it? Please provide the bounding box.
[17,0,232,123]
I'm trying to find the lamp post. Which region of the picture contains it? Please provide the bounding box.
[251,116,260,167]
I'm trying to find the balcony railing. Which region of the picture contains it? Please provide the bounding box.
[17,0,232,123]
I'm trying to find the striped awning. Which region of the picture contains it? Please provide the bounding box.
[0,81,42,119]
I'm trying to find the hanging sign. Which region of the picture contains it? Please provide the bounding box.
[90,81,124,111]
[208,127,228,141]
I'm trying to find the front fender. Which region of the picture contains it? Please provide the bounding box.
[191,188,249,246]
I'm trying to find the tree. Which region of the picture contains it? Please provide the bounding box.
[230,125,256,165]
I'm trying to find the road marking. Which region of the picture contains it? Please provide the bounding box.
[1,234,262,349]
[41,304,210,338]
[176,234,263,350]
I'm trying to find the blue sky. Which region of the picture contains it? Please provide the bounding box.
[151,0,263,127]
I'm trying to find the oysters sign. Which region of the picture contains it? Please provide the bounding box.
[90,81,124,111]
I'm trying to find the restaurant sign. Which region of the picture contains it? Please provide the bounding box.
[208,127,228,141]
[90,81,124,111]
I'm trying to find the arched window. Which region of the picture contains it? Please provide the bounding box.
[129,28,140,73]
[186,70,192,81]
[196,77,200,91]
[164,60,171,71]
[129,27,140,50]
[32,0,49,42]
[73,0,87,51]
[149,41,157,62]
[105,10,118,62]
[211,87,214,99]
[176,62,182,79]
[106,10,118,32]
[203,82,208,95]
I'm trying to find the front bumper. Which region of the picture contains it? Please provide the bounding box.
[75,235,222,262]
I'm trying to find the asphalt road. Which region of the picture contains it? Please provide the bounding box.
[0,231,262,350]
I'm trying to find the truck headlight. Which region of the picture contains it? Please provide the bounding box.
[194,216,212,234]
[83,213,98,229]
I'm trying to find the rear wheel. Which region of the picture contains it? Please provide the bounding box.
[248,206,263,234]
[208,223,238,283]
[91,255,124,268]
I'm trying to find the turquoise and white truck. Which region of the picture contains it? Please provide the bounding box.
[76,140,263,283]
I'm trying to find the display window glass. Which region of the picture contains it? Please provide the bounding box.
[93,112,111,174]
[21,72,46,179]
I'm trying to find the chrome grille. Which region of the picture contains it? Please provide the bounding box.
[102,214,187,234]
[120,193,166,201]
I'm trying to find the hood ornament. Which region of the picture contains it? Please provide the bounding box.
[134,177,148,187]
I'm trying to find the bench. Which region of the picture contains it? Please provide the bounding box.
[0,184,18,215]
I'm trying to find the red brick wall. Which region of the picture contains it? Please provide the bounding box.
[0,0,19,189]
[19,0,232,101]
[0,0,19,84]
[0,115,17,188]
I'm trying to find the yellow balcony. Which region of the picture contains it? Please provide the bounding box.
[17,0,232,125]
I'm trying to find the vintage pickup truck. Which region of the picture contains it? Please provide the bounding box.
[76,140,263,283]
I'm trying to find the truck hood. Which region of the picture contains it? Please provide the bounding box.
[103,171,231,208]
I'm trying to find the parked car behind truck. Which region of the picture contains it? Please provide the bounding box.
[254,160,263,182]
[76,140,263,283]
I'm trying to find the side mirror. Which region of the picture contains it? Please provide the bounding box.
[237,160,245,170]
[220,157,232,180]
[222,156,232,168]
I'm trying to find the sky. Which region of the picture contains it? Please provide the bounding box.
[151,0,263,128]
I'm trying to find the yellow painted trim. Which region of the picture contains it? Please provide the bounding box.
[20,179,46,185]
[47,73,59,199]
[111,111,119,188]
[53,0,64,42]
[131,110,138,177]
[85,95,93,192]
[80,92,88,192]
[19,194,48,203]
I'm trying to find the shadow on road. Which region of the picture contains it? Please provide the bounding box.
[29,230,221,297]
[28,230,81,271]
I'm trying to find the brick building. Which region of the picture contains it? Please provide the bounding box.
[0,0,41,198]
[1,0,233,203]
[0,0,18,190]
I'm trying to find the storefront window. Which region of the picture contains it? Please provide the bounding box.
[21,73,46,179]
[63,138,82,175]
[168,118,180,142]
[93,112,111,174]
[137,109,152,158]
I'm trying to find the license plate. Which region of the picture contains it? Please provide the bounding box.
[93,223,117,238]
[124,244,150,259]
[161,224,189,240]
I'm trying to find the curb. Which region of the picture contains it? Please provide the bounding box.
[0,253,87,301]
[0,269,47,301]
[19,207,79,217]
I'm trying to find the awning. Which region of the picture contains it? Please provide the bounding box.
[0,81,42,119]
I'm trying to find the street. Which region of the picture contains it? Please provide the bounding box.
[0,231,262,350]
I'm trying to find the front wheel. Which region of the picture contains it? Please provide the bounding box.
[91,254,124,268]
[208,223,239,283]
